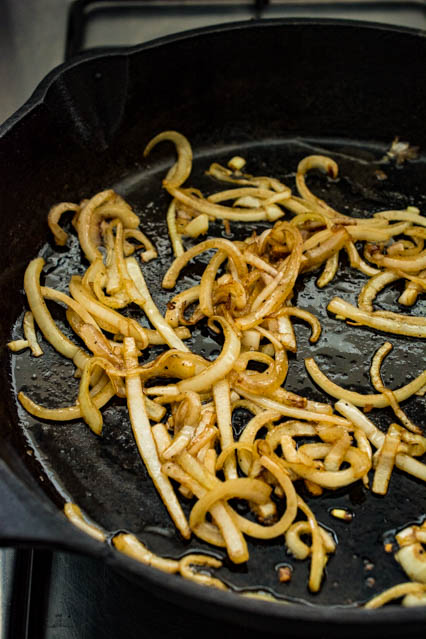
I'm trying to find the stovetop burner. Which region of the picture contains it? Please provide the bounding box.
[1,2,426,637]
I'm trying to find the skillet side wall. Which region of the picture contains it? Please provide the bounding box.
[0,21,425,634]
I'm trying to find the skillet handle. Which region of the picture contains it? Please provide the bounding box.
[0,458,103,555]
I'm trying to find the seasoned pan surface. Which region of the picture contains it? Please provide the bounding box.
[10,135,426,606]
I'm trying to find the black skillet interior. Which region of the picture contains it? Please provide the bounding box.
[0,18,425,632]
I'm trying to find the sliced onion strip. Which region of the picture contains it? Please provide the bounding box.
[113,533,179,573]
[22,311,43,356]
[306,357,426,408]
[365,582,426,609]
[47,201,80,246]
[372,424,401,495]
[144,131,192,189]
[123,337,190,539]
[64,503,106,542]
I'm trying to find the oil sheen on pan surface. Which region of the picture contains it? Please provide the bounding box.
[10,135,426,607]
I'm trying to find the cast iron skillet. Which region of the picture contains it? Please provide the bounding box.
[0,19,425,637]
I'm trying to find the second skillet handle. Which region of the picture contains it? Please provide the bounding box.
[0,458,105,556]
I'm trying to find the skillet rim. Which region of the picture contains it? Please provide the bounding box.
[0,17,425,628]
[2,16,426,135]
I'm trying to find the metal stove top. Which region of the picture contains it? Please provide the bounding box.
[1,1,426,637]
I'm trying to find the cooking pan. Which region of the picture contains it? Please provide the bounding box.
[0,18,425,637]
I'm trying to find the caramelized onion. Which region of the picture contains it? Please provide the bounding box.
[12,137,426,602]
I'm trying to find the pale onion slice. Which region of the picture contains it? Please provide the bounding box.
[365,583,426,609]
[236,225,303,331]
[302,228,332,252]
[346,221,410,242]
[237,410,282,475]
[335,400,426,482]
[206,163,289,193]
[241,329,261,352]
[402,592,426,607]
[296,155,339,214]
[370,342,421,434]
[162,425,197,460]
[78,358,113,434]
[175,452,249,563]
[297,497,327,593]
[18,382,115,422]
[283,444,370,489]
[85,259,127,310]
[396,543,426,584]
[368,248,426,273]
[7,339,29,352]
[165,285,200,327]
[123,337,190,539]
[24,258,84,362]
[64,503,106,542]
[323,431,352,471]
[387,239,424,258]
[144,326,190,345]
[266,385,333,415]
[123,227,157,262]
[208,186,284,204]
[184,214,209,238]
[235,388,350,426]
[244,252,279,277]
[113,533,179,573]
[41,286,100,329]
[306,357,426,408]
[167,186,284,223]
[266,423,317,453]
[199,250,228,318]
[317,251,339,288]
[335,399,386,444]
[213,378,237,480]
[274,307,321,343]
[344,240,380,276]
[328,296,426,338]
[374,208,426,227]
[250,268,285,313]
[358,271,400,312]
[276,315,297,351]
[285,521,314,559]
[189,477,271,531]
[162,392,201,459]
[352,428,373,488]
[188,426,218,457]
[230,454,298,541]
[177,317,240,393]
[303,228,348,273]
[69,276,149,348]
[286,520,335,560]
[23,311,43,356]
[227,156,246,171]
[167,200,184,257]
[278,433,307,463]
[215,442,257,472]
[396,270,426,290]
[47,201,80,246]
[144,131,192,189]
[371,424,401,495]
[399,269,426,306]
[77,190,139,263]
[126,257,189,351]
[163,237,247,289]
[179,555,226,590]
